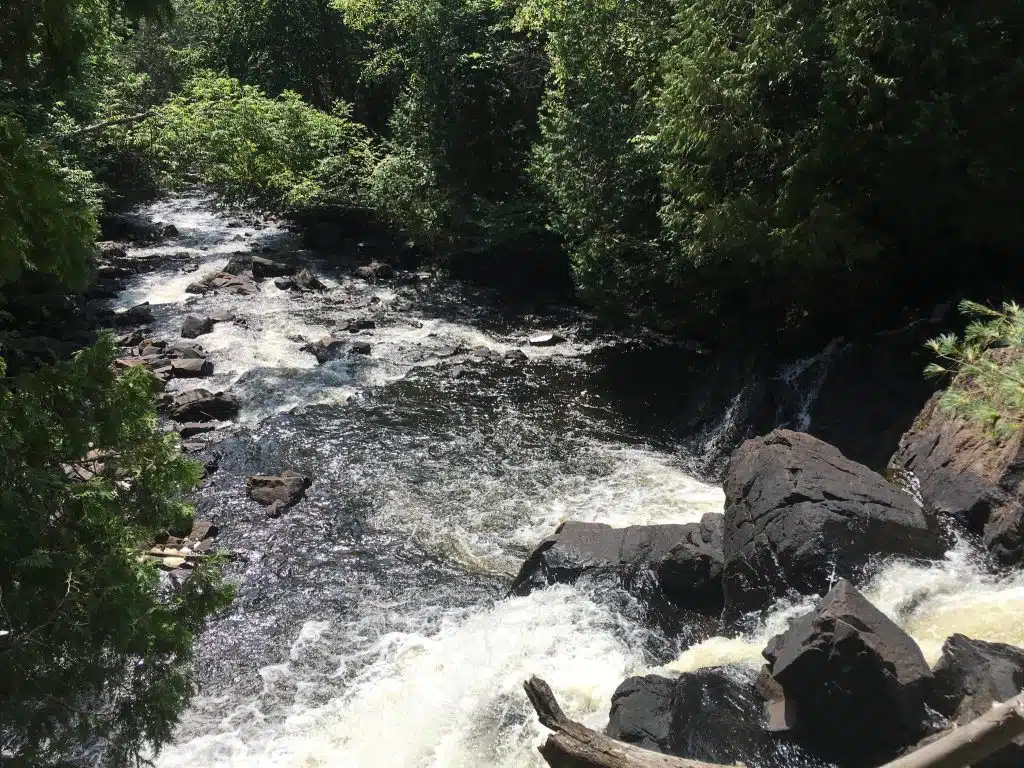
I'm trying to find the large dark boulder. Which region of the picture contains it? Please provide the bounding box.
[112,302,153,327]
[168,389,239,422]
[892,352,1024,565]
[511,515,724,614]
[606,668,824,767]
[723,430,947,620]
[926,634,1024,767]
[762,579,934,763]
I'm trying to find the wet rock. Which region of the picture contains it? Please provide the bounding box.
[657,513,725,612]
[350,341,372,356]
[274,277,294,290]
[167,340,207,360]
[723,430,947,621]
[528,332,565,347]
[291,268,325,292]
[186,272,259,296]
[96,241,128,260]
[251,255,292,279]
[470,346,499,360]
[160,224,179,239]
[209,309,235,323]
[762,579,934,762]
[504,348,528,361]
[893,355,1024,565]
[182,262,199,274]
[168,389,239,422]
[607,668,819,767]
[170,358,213,378]
[336,318,376,333]
[98,213,164,242]
[176,422,216,439]
[354,262,394,281]
[181,315,215,339]
[927,634,1024,765]
[301,336,347,364]
[223,253,251,275]
[117,329,148,348]
[511,517,725,614]
[189,520,219,540]
[113,302,154,327]
[247,471,311,510]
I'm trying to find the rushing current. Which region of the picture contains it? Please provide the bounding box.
[111,196,1024,768]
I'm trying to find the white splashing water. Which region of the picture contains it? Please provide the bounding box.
[154,587,651,768]
[665,539,1024,675]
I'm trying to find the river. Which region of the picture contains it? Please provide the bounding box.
[112,196,1024,768]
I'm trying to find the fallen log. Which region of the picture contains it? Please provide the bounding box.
[523,676,731,768]
[526,676,1024,768]
[879,692,1024,768]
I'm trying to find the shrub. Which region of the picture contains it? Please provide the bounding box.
[138,73,375,212]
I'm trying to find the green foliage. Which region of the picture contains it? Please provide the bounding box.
[526,0,673,314]
[137,73,375,212]
[337,0,546,243]
[0,117,98,291]
[0,338,234,766]
[653,0,1024,307]
[927,301,1024,440]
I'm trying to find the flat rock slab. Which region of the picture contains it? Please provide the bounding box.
[512,515,725,614]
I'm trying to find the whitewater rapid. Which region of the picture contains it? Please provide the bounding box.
[113,196,1024,768]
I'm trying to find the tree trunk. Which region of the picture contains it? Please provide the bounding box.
[879,693,1024,768]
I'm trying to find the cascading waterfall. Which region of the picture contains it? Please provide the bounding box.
[110,196,1024,768]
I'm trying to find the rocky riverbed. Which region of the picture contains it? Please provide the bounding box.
[92,195,1024,768]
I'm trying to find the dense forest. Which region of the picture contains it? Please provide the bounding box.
[2,0,1023,764]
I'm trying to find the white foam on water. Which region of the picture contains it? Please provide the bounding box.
[154,587,650,768]
[666,540,1024,674]
[367,443,725,578]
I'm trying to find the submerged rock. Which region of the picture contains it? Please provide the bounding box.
[511,516,724,614]
[723,429,947,620]
[354,262,394,281]
[528,332,565,347]
[762,579,934,763]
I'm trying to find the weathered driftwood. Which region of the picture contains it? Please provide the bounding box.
[879,692,1024,768]
[523,676,731,768]
[526,677,1024,768]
